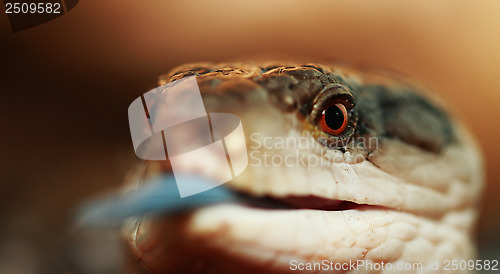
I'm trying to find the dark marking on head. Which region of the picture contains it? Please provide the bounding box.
[353,85,455,153]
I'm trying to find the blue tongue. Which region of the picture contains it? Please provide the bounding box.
[76,174,239,227]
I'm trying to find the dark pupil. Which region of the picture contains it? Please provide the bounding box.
[324,105,344,130]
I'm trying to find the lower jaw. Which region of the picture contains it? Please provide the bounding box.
[125,203,475,274]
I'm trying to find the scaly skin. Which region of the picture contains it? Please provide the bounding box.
[123,62,484,273]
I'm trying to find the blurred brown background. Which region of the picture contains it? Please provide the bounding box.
[1,0,499,272]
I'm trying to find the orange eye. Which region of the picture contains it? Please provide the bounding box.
[318,103,349,136]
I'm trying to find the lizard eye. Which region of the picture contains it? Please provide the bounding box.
[319,103,349,136]
[310,84,357,147]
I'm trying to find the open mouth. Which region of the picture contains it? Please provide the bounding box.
[234,192,388,212]
[76,172,392,227]
[77,164,478,274]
